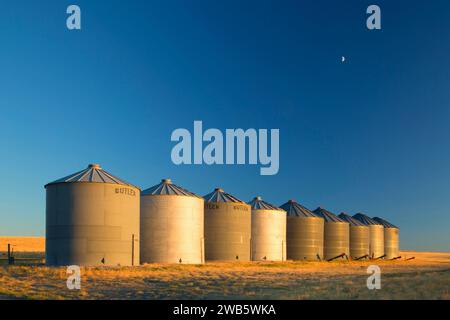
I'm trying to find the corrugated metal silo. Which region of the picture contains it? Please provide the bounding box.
[373,217,400,259]
[280,200,324,261]
[313,207,349,260]
[338,213,369,259]
[45,164,140,266]
[140,179,204,264]
[353,213,385,259]
[249,197,286,261]
[203,188,251,261]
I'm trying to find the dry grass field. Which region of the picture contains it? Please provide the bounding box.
[0,237,448,300]
[0,237,45,252]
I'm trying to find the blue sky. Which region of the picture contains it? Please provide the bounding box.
[0,0,449,251]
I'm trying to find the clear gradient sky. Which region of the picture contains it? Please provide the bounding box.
[0,0,449,251]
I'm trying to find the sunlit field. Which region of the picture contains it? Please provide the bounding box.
[0,237,448,300]
[0,237,45,253]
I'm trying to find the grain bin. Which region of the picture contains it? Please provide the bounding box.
[140,179,204,264]
[249,197,286,261]
[338,213,369,259]
[313,207,349,261]
[279,200,324,261]
[353,213,384,259]
[373,217,400,259]
[45,164,140,266]
[203,188,251,261]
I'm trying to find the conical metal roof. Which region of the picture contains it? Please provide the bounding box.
[248,196,284,211]
[373,217,399,229]
[353,213,381,226]
[203,188,246,203]
[279,200,318,218]
[45,164,139,189]
[141,179,201,197]
[312,207,345,222]
[338,212,365,226]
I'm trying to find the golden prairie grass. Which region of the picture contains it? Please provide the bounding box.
[0,239,448,300]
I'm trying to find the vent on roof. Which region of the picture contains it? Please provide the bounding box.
[203,188,245,203]
[373,217,399,229]
[45,164,138,189]
[338,212,365,226]
[279,200,317,218]
[313,207,345,222]
[353,213,381,225]
[141,179,200,197]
